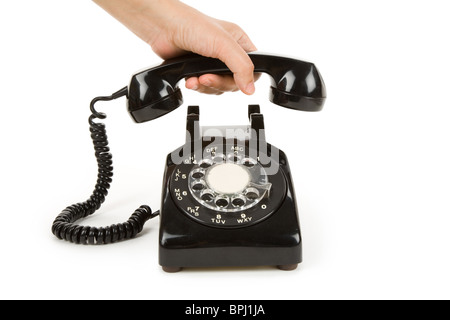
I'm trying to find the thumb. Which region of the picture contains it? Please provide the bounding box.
[212,35,255,95]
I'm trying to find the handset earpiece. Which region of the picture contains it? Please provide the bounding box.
[127,52,326,123]
[266,58,327,112]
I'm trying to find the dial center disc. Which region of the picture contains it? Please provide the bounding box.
[205,163,250,194]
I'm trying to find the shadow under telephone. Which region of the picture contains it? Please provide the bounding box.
[51,53,326,272]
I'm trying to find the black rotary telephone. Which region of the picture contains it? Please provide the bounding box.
[51,52,326,272]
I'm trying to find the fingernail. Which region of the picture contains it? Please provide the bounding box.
[202,79,212,87]
[191,85,198,90]
[245,82,255,95]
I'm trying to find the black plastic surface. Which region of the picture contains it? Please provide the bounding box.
[158,105,302,269]
[127,52,326,123]
[159,145,302,269]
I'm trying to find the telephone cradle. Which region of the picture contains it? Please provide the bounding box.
[51,53,326,272]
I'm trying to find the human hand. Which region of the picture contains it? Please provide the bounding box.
[93,0,258,95]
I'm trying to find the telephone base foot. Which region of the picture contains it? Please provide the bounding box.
[162,266,182,273]
[277,264,298,271]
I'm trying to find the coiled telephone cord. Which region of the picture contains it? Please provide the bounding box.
[51,87,159,245]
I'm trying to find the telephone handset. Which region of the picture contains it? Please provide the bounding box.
[51,52,326,272]
[127,52,325,123]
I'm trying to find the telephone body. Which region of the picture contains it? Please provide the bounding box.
[51,53,326,272]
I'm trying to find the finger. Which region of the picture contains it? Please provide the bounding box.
[210,33,255,95]
[216,41,255,95]
[177,17,256,95]
[219,21,257,53]
[185,77,200,91]
[199,74,239,92]
[187,73,260,94]
[195,85,225,95]
[185,77,225,95]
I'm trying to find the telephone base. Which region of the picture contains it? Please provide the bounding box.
[159,146,302,272]
[158,105,304,272]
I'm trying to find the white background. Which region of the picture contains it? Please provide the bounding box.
[0,0,449,300]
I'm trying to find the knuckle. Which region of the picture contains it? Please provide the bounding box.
[222,21,243,37]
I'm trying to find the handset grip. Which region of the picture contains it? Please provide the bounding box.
[127,52,326,123]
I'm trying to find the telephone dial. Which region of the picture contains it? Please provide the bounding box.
[51,53,326,272]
